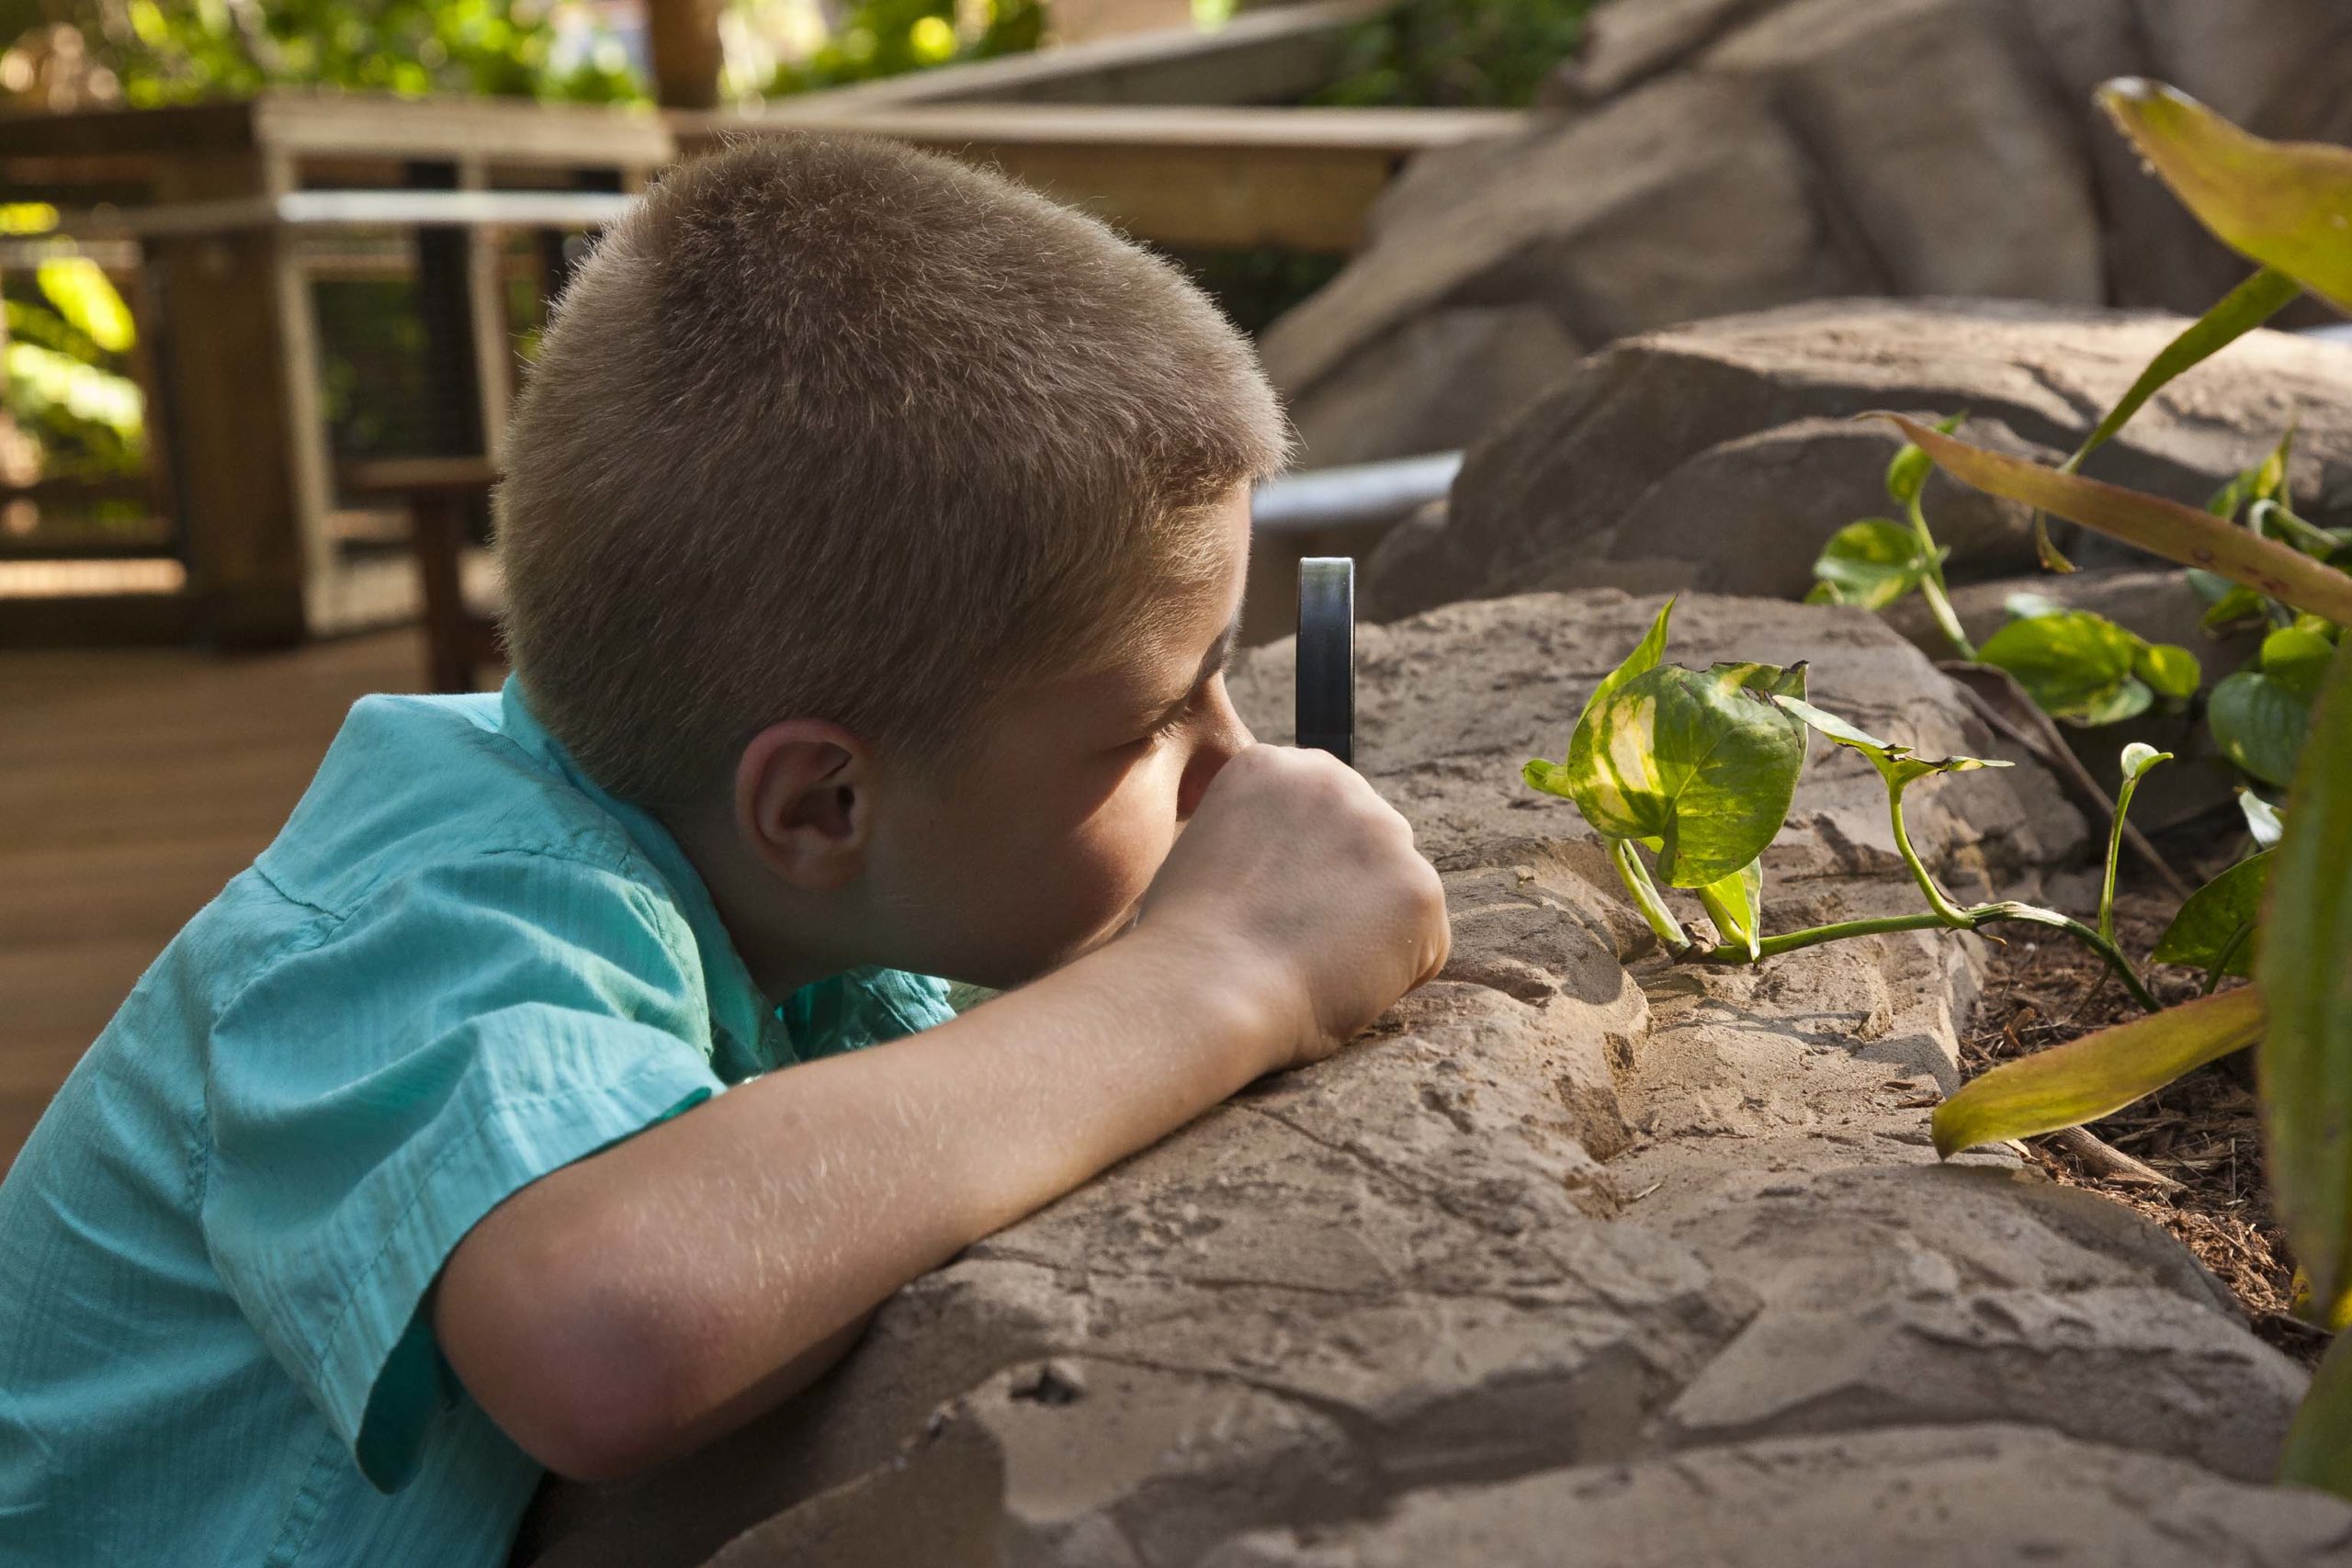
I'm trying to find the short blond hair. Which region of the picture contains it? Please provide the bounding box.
[496,135,1289,807]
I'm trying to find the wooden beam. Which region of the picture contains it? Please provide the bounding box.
[772,0,1401,110]
[646,0,725,112]
[677,105,1527,251]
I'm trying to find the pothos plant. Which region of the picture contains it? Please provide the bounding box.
[1528,78,2352,1499]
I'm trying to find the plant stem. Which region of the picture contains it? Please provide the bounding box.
[1706,900,2161,1013]
[1610,838,1689,953]
[2098,768,2149,945]
[2202,923,2254,996]
[1885,777,1974,927]
[1907,494,1977,660]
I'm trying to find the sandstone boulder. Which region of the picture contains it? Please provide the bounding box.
[1363,300,2352,622]
[514,593,2337,1568]
[1267,0,2352,468]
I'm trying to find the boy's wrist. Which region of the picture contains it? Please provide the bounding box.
[1111,917,1306,1087]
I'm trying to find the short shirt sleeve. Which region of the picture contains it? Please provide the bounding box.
[200,850,727,1493]
[777,965,959,1064]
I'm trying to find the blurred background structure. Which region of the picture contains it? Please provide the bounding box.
[0,0,1560,657]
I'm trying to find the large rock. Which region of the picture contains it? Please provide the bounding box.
[1206,1426,2352,1567]
[1363,299,2352,622]
[513,592,2340,1568]
[1266,0,2352,468]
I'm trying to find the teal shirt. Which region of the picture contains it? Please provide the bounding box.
[0,679,955,1566]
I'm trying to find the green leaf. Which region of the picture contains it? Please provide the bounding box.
[2151,849,2273,978]
[1810,518,1931,611]
[2067,265,2304,483]
[2097,78,2352,313]
[2119,740,2168,781]
[1772,695,2009,788]
[2210,668,2312,786]
[2262,624,2338,698]
[1884,413,1962,506]
[34,257,135,355]
[1878,414,2352,625]
[1886,444,1934,508]
[2201,582,2271,630]
[2280,1333,2352,1502]
[1697,859,1765,962]
[2258,638,2352,1318]
[1563,660,1810,889]
[2132,640,2203,700]
[2240,788,2285,847]
[1977,610,2152,726]
[2004,590,2068,621]
[1932,986,2267,1157]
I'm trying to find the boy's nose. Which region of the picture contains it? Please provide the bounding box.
[1176,692,1252,821]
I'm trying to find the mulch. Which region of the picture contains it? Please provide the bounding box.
[1959,886,2335,1368]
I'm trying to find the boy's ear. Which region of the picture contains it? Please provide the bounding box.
[734,719,874,892]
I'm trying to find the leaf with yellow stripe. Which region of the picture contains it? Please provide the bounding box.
[2097,78,2352,313]
[1878,414,2352,626]
[1932,986,2267,1159]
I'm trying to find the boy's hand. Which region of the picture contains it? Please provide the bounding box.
[1136,743,1448,1072]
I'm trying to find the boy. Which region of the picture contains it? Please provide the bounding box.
[0,137,1447,1564]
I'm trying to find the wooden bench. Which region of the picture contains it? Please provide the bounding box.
[336,457,503,694]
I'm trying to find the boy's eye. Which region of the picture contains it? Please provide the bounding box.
[1139,691,1199,746]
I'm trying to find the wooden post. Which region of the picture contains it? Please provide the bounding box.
[143,151,321,649]
[647,0,725,111]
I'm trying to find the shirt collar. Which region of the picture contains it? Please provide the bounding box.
[498,676,776,1061]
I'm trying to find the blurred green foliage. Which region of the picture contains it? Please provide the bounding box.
[0,207,143,479]
[91,0,636,105]
[28,0,639,106]
[1311,0,1591,109]
[765,0,1045,95]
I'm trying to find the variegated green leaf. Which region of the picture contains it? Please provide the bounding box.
[1810,518,1933,611]
[1932,986,2267,1157]
[1976,611,2153,726]
[1562,660,1809,889]
[2098,78,2352,313]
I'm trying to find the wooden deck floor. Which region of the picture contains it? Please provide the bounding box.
[1,629,431,1171]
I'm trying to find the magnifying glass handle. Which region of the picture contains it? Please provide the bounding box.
[1296,557,1356,767]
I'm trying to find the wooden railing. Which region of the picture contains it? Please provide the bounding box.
[0,14,1524,650]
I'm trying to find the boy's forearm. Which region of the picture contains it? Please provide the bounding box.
[435,925,1287,1480]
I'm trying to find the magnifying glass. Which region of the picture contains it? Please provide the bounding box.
[1295,557,1355,767]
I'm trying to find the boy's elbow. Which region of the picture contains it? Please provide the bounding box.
[434,1202,715,1483]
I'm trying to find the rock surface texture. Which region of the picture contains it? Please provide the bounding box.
[1264,0,2352,467]
[1362,299,2352,622]
[514,593,2348,1568]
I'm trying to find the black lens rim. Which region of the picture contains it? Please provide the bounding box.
[1295,557,1355,767]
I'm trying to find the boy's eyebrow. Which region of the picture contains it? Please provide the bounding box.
[1197,614,1242,685]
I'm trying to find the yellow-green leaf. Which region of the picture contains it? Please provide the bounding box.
[34,256,134,355]
[1879,414,2352,625]
[1932,986,2267,1158]
[2259,638,2352,1315]
[2098,78,2352,313]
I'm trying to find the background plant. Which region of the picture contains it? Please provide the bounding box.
[1537,79,2352,1498]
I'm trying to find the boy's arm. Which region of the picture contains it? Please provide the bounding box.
[434,746,1447,1483]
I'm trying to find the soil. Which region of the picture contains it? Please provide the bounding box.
[1960,884,2333,1368]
